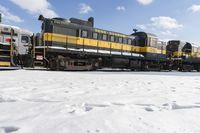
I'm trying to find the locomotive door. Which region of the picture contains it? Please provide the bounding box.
[18,34,31,55]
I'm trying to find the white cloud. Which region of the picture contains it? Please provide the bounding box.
[188,5,200,13]
[136,16,183,31]
[0,5,23,23]
[136,16,182,40]
[79,3,93,14]
[150,16,183,30]
[116,6,126,11]
[9,0,58,18]
[137,0,154,5]
[161,30,177,37]
[136,24,147,30]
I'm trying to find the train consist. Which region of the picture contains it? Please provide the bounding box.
[1,15,200,71]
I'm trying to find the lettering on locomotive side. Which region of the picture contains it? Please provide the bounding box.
[53,19,71,25]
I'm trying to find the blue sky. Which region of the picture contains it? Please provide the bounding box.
[0,0,200,43]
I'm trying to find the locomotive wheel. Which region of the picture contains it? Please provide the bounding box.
[57,56,65,71]
[49,56,65,71]
[196,66,200,72]
[141,61,149,71]
[49,57,57,71]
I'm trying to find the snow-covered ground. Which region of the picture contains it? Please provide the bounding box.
[0,70,200,133]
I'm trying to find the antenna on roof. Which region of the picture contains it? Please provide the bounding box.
[133,29,138,33]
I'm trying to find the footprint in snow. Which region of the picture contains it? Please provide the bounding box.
[84,103,110,108]
[171,103,200,110]
[84,106,93,112]
[111,102,125,106]
[195,87,200,90]
[0,126,19,133]
[136,104,155,112]
[171,90,176,92]
[31,88,38,91]
[86,129,101,133]
[62,103,109,115]
[144,107,154,112]
[162,103,169,106]
[162,102,200,110]
[0,97,17,103]
[64,91,69,93]
[94,87,99,90]
[147,82,151,85]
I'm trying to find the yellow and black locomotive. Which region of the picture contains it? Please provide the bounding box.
[34,15,167,71]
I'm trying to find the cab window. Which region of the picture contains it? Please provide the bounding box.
[21,35,29,43]
[119,37,123,43]
[93,32,98,39]
[123,38,127,44]
[110,36,115,42]
[102,34,107,41]
[128,39,132,45]
[82,30,88,38]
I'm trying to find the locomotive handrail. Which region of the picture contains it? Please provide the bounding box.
[43,33,49,64]
[121,44,123,55]
[66,36,68,49]
[10,28,16,66]
[97,40,99,53]
[83,38,85,52]
[32,34,36,59]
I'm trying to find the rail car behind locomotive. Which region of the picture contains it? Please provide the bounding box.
[167,40,200,71]
[34,15,167,71]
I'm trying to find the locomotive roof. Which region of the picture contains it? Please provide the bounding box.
[132,32,157,38]
[93,28,133,38]
[168,40,200,50]
[50,17,134,38]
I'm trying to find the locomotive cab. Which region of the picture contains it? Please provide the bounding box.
[132,32,167,70]
[167,40,191,59]
[132,32,166,60]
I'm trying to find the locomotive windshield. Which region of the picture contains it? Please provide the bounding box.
[167,41,180,52]
[182,42,192,53]
[134,34,146,47]
[41,19,53,33]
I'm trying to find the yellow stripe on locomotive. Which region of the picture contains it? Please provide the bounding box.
[43,32,166,58]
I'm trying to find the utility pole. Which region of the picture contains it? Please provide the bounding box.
[0,13,1,23]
